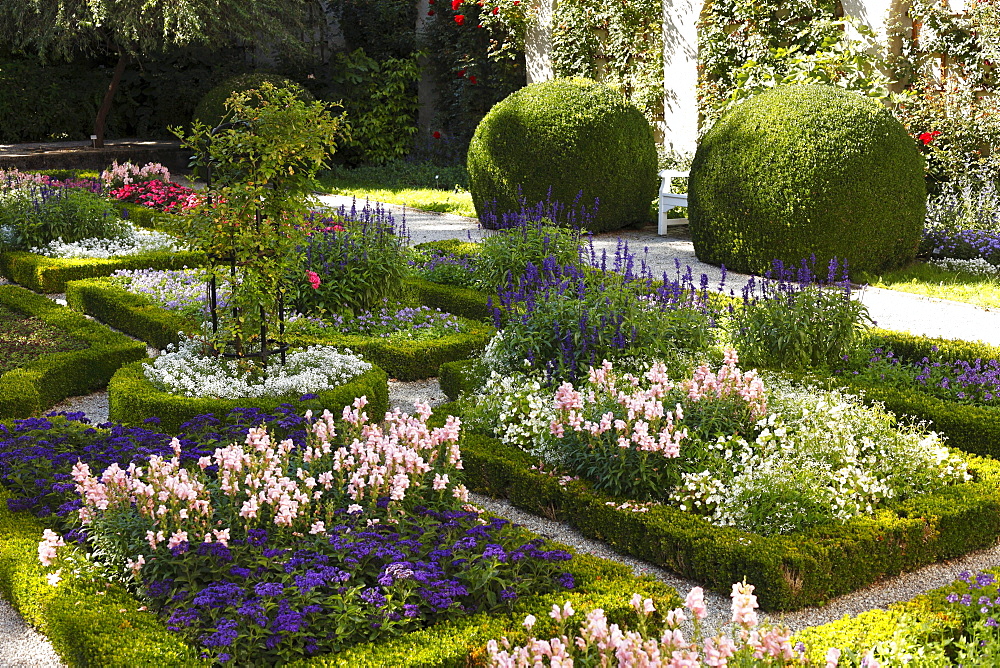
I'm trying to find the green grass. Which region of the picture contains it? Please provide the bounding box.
[316,161,476,218]
[858,261,1000,309]
[0,304,90,375]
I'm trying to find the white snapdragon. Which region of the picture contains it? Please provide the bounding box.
[144,338,371,399]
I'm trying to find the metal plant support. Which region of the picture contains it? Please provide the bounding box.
[203,122,288,369]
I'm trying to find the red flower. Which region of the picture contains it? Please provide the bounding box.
[306,271,321,290]
[492,6,498,13]
[427,9,435,15]
[433,131,442,139]
[469,75,478,84]
[451,0,462,9]
[919,130,941,145]
[477,23,482,27]
[456,68,467,78]
[454,13,465,24]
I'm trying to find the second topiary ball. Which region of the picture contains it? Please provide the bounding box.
[688,84,926,277]
[467,78,657,233]
[192,73,314,130]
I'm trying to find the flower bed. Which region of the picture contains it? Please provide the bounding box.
[0,405,682,666]
[0,286,146,418]
[66,275,495,380]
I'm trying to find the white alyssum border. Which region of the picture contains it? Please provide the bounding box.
[145,338,371,399]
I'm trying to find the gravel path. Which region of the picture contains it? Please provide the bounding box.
[4,202,1000,663]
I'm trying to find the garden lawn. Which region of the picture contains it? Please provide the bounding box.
[316,162,475,217]
[858,261,1000,309]
[0,304,89,376]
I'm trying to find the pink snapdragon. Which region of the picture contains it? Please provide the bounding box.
[488,582,815,668]
[684,348,767,418]
[38,529,65,567]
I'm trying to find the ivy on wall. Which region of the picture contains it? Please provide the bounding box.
[549,0,664,126]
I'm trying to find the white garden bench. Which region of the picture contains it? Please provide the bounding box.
[658,169,689,234]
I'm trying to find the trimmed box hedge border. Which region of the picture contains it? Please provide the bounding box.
[0,488,680,667]
[455,425,1000,612]
[0,286,147,419]
[67,277,494,380]
[107,360,392,435]
[0,250,205,294]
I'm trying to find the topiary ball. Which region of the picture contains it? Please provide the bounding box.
[192,73,313,130]
[467,77,658,233]
[688,84,926,277]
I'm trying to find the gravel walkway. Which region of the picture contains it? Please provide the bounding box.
[3,201,1000,663]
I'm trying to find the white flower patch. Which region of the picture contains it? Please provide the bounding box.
[30,223,180,258]
[463,371,559,459]
[144,337,371,399]
[929,257,1000,277]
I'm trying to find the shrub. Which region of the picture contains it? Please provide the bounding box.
[689,84,926,277]
[191,73,313,130]
[467,77,658,233]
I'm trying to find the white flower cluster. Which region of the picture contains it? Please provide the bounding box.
[463,371,558,459]
[30,223,179,258]
[929,256,1000,277]
[144,337,371,399]
[671,380,970,534]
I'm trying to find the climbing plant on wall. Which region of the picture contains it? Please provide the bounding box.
[697,0,896,129]
[549,0,664,127]
[419,0,528,146]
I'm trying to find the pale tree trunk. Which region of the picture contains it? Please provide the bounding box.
[94,51,128,148]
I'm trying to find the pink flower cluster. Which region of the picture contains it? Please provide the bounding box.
[100,160,170,189]
[69,398,467,559]
[488,581,807,667]
[683,348,767,419]
[37,529,65,567]
[109,179,200,213]
[549,359,688,458]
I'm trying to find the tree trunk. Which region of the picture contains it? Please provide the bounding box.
[94,51,128,149]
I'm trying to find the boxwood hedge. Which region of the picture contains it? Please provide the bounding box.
[0,285,147,419]
[107,360,391,435]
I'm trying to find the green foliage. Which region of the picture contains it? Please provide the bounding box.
[729,283,872,372]
[107,359,389,434]
[175,81,342,359]
[291,214,409,317]
[474,222,582,291]
[0,249,203,294]
[65,277,195,350]
[403,277,492,322]
[322,161,471,191]
[0,188,127,252]
[330,0,417,62]
[0,285,146,418]
[467,78,658,233]
[550,0,664,126]
[0,59,111,141]
[689,84,926,277]
[191,72,314,130]
[325,50,420,165]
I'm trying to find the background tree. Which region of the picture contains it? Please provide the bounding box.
[0,0,307,146]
